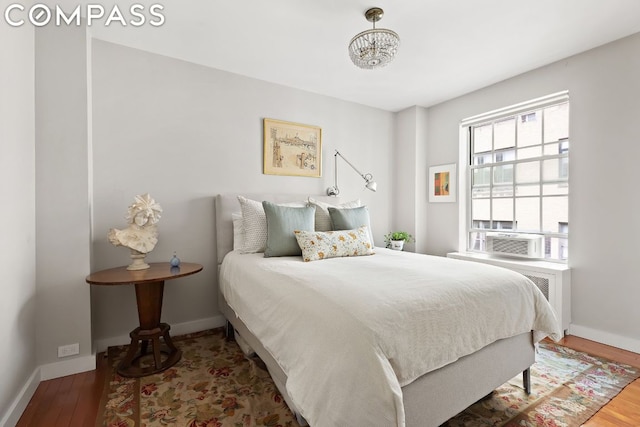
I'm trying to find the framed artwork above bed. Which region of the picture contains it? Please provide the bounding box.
[429,163,457,203]
[263,118,322,178]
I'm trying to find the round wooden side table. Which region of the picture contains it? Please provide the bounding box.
[86,262,203,377]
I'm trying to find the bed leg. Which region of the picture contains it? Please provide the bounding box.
[225,320,235,340]
[523,368,531,394]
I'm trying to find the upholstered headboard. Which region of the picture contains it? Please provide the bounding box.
[214,193,339,264]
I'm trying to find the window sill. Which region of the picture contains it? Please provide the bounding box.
[447,251,570,273]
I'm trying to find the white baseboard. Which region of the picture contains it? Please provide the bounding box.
[0,368,40,427]
[40,353,97,381]
[569,324,640,354]
[95,315,226,353]
[2,354,98,426]
[170,315,226,337]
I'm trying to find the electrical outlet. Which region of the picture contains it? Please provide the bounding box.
[57,343,79,358]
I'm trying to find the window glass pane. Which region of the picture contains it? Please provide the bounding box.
[544,140,570,155]
[542,183,568,196]
[517,110,542,147]
[559,139,569,152]
[542,159,560,181]
[494,118,515,150]
[494,149,515,163]
[495,221,515,230]
[473,124,492,153]
[516,184,540,196]
[517,146,542,160]
[544,142,558,155]
[473,153,490,165]
[472,188,491,198]
[473,168,490,185]
[492,185,512,197]
[469,231,486,251]
[543,158,569,182]
[559,157,568,179]
[544,103,569,142]
[472,220,490,229]
[541,196,568,232]
[493,164,513,185]
[492,198,513,223]
[545,237,568,261]
[515,197,540,231]
[515,161,539,184]
[471,199,490,222]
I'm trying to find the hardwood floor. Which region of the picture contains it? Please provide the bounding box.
[16,352,107,427]
[15,335,640,426]
[558,335,640,427]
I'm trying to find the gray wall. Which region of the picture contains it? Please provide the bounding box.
[90,40,395,344]
[394,106,429,254]
[420,32,640,351]
[35,25,93,371]
[0,23,37,424]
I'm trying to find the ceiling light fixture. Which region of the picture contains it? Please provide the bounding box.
[348,7,400,70]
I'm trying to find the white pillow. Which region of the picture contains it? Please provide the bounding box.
[294,226,374,262]
[236,196,307,254]
[307,197,361,232]
[238,196,267,253]
[232,212,243,251]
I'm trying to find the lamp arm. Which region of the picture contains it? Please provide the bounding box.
[335,150,373,183]
[327,150,377,196]
[334,152,339,188]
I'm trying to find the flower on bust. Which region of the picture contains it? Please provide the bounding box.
[126,193,163,226]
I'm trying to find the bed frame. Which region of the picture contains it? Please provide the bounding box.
[214,193,534,427]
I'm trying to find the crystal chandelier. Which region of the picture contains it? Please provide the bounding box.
[348,7,400,70]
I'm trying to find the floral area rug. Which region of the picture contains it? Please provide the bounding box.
[97,329,639,427]
[442,341,639,426]
[97,328,300,427]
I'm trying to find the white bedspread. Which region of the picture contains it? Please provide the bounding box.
[219,249,561,427]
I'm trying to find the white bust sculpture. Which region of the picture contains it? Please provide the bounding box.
[108,193,163,270]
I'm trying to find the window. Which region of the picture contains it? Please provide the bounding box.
[463,93,569,261]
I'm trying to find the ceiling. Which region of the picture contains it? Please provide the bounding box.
[89,0,640,112]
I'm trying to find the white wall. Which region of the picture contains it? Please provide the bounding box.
[35,24,93,376]
[393,106,429,253]
[0,20,37,425]
[420,33,640,351]
[89,40,395,344]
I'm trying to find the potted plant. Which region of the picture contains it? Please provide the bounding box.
[384,231,415,251]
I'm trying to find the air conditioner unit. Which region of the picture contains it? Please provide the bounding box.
[486,232,544,259]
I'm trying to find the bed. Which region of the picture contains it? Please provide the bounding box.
[215,193,561,427]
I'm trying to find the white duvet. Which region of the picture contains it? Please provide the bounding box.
[219,249,561,427]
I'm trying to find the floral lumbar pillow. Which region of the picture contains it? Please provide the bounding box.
[293,226,374,262]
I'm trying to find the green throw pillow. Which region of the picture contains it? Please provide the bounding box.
[328,206,374,246]
[263,201,316,257]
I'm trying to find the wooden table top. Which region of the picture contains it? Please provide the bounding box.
[86,262,203,285]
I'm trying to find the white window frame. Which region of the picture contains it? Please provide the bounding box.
[457,91,569,262]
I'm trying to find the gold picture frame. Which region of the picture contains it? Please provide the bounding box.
[263,118,322,177]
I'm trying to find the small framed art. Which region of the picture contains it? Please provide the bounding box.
[263,118,322,177]
[429,163,457,203]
